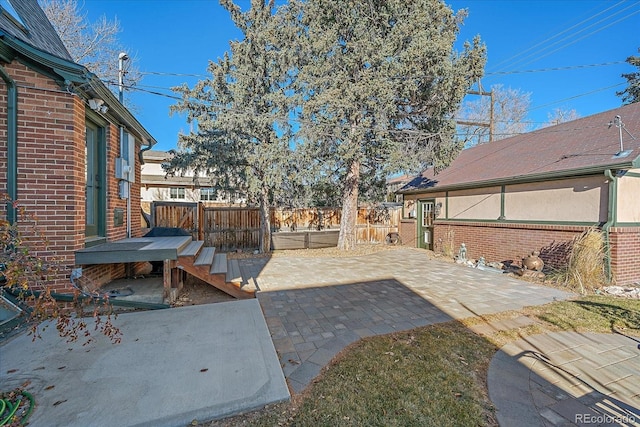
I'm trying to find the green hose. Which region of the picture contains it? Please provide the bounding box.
[0,397,19,425]
[0,390,34,426]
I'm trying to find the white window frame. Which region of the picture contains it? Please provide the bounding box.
[169,187,185,200]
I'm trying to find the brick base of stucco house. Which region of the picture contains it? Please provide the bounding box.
[399,219,639,286]
[609,227,640,286]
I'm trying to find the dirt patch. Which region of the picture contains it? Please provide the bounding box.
[174,276,236,306]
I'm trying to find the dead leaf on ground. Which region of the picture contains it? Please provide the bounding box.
[53,400,67,406]
[45,385,55,391]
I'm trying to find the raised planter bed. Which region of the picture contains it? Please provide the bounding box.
[271,230,339,250]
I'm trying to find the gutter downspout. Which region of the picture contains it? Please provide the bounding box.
[0,65,17,224]
[139,138,153,166]
[603,169,617,283]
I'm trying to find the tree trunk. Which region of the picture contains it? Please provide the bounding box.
[337,159,360,251]
[258,188,271,253]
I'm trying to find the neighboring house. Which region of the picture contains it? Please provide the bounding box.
[397,103,640,286]
[0,0,156,291]
[386,174,412,203]
[141,150,245,206]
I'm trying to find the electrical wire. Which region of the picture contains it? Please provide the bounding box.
[490,0,639,73]
[108,75,623,141]
[527,82,625,113]
[485,61,625,76]
[510,9,640,71]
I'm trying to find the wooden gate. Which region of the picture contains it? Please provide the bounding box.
[202,207,261,251]
[151,201,202,240]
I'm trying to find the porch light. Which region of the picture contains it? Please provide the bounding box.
[434,202,442,217]
[88,98,108,114]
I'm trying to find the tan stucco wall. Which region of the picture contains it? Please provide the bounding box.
[505,176,607,222]
[140,187,200,203]
[403,194,418,218]
[447,187,501,220]
[402,192,448,219]
[617,173,640,223]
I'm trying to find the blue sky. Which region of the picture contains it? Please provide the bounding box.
[82,0,640,151]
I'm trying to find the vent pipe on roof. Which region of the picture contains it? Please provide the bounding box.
[609,115,636,159]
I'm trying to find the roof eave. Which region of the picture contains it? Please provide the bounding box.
[1,32,156,148]
[0,32,84,83]
[86,75,157,147]
[397,159,639,195]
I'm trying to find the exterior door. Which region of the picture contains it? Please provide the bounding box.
[85,122,105,240]
[418,200,435,250]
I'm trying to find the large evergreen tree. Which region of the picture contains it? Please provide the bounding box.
[617,49,640,105]
[289,0,486,250]
[167,0,294,252]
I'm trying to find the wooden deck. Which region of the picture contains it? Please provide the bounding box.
[75,236,192,265]
[75,235,255,300]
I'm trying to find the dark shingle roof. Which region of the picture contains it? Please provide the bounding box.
[400,102,640,193]
[0,0,71,61]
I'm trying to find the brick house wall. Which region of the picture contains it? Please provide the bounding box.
[399,219,417,248]
[609,227,640,286]
[1,61,84,293]
[431,221,591,269]
[1,60,143,293]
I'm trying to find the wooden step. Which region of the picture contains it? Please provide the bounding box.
[178,240,204,258]
[210,253,227,275]
[226,259,242,283]
[194,247,215,266]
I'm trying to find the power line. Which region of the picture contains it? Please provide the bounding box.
[511,8,640,70]
[139,71,210,78]
[110,74,626,140]
[490,0,639,73]
[527,82,625,113]
[485,61,625,76]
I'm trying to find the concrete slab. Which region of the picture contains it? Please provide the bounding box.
[101,276,164,305]
[0,300,289,427]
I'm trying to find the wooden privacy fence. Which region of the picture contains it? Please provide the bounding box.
[150,201,201,240]
[150,202,401,251]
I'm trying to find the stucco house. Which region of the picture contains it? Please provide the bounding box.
[397,102,640,286]
[141,150,246,207]
[1,0,156,292]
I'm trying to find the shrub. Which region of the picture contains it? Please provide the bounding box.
[550,228,606,294]
[1,196,121,344]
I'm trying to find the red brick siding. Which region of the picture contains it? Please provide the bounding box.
[609,227,640,286]
[0,60,144,293]
[432,221,590,268]
[399,219,417,247]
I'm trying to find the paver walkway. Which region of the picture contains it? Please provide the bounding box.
[241,248,573,393]
[489,332,640,426]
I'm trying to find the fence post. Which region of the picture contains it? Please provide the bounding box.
[198,202,204,241]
